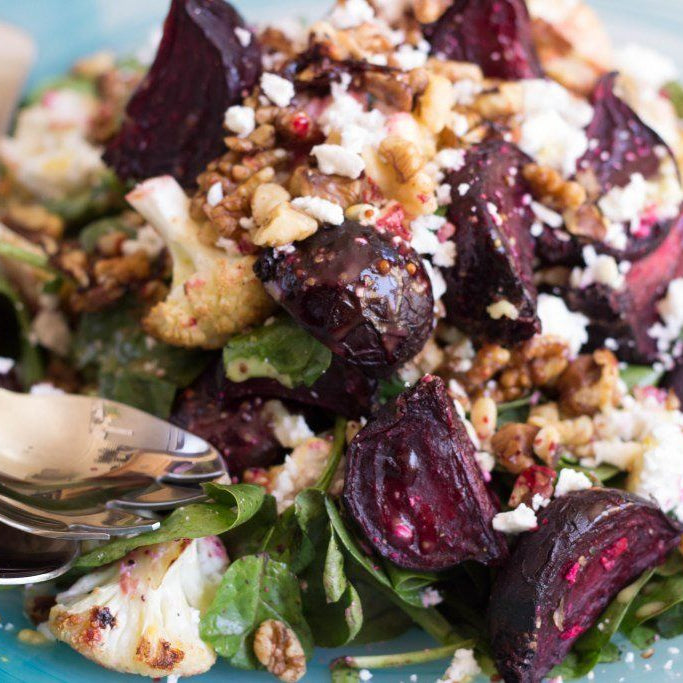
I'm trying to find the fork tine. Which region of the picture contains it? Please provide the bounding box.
[67,508,160,537]
[108,482,207,510]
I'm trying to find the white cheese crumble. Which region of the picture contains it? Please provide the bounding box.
[649,278,683,353]
[410,215,455,268]
[435,148,466,172]
[392,42,429,71]
[0,357,15,374]
[224,105,255,137]
[329,0,375,29]
[264,400,314,448]
[527,0,579,24]
[423,259,447,303]
[29,383,65,396]
[570,246,625,290]
[615,44,678,92]
[437,648,481,683]
[554,469,592,497]
[436,183,452,206]
[358,670,373,682]
[531,493,550,511]
[537,293,589,357]
[492,504,537,534]
[291,196,344,225]
[234,26,252,47]
[487,300,519,321]
[312,144,365,179]
[206,181,224,208]
[260,73,295,107]
[420,587,443,607]
[531,201,563,229]
[121,224,166,259]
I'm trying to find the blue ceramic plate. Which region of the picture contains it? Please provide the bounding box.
[1,1,683,680]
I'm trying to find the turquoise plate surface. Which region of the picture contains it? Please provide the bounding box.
[0,1,682,680]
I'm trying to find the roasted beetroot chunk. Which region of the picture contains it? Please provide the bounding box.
[663,360,683,404]
[423,0,543,80]
[537,73,680,266]
[442,140,540,346]
[103,0,261,187]
[255,221,434,378]
[489,489,681,683]
[560,215,683,362]
[343,376,507,572]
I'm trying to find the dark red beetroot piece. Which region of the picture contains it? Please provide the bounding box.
[663,360,683,404]
[104,0,261,187]
[422,0,543,80]
[558,214,683,362]
[254,220,434,379]
[537,73,681,266]
[489,488,681,683]
[442,139,540,346]
[343,376,507,572]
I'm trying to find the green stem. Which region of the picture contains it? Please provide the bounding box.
[316,416,347,491]
[0,241,50,270]
[332,642,470,671]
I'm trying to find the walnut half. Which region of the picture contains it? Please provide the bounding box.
[253,620,306,683]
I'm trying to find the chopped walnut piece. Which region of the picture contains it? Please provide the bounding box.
[472,83,523,119]
[523,163,587,211]
[288,166,363,208]
[557,349,621,417]
[426,58,484,84]
[379,136,425,182]
[491,423,539,474]
[5,202,64,239]
[564,203,608,241]
[252,202,318,247]
[253,620,306,683]
[414,0,452,24]
[364,70,416,112]
[93,251,151,288]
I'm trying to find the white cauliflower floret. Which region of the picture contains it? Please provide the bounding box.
[0,89,105,200]
[126,176,275,348]
[49,537,228,678]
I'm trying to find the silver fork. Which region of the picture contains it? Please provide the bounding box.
[0,388,227,541]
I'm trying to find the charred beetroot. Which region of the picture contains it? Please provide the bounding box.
[343,376,507,571]
[537,73,681,265]
[255,221,433,378]
[423,0,543,80]
[443,140,540,345]
[104,0,261,187]
[489,488,681,683]
[560,215,683,362]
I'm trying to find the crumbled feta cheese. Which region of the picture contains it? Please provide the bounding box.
[392,43,429,71]
[531,493,550,511]
[649,278,683,352]
[435,148,466,172]
[206,181,224,208]
[329,0,375,29]
[521,79,594,129]
[519,109,588,178]
[436,183,452,206]
[475,450,496,474]
[0,357,15,374]
[492,504,538,534]
[452,79,482,106]
[437,648,481,683]
[457,182,470,196]
[554,468,593,497]
[531,201,563,229]
[625,652,635,664]
[537,293,589,356]
[234,26,252,47]
[599,172,649,225]
[420,587,443,607]
[615,44,678,92]
[215,236,241,255]
[358,670,373,682]
[122,224,166,259]
[570,246,625,290]
[311,144,365,179]
[224,105,255,137]
[260,72,295,107]
[526,0,579,25]
[29,383,65,396]
[487,300,519,321]
[410,215,455,267]
[423,260,447,302]
[291,196,344,225]
[264,400,314,448]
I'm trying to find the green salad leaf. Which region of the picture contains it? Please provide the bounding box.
[73,297,210,417]
[620,364,666,391]
[200,554,314,669]
[78,216,136,253]
[664,81,683,118]
[25,73,97,105]
[223,315,332,389]
[76,484,265,568]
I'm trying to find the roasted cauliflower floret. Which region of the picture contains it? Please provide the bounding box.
[126,176,275,348]
[0,89,106,200]
[49,537,228,678]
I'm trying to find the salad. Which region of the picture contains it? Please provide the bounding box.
[3,0,683,681]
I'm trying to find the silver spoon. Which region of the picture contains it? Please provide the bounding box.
[0,388,227,541]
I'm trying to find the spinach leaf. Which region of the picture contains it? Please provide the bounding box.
[665,81,683,118]
[551,569,654,679]
[25,74,96,105]
[383,563,440,608]
[79,216,136,253]
[324,532,348,603]
[76,484,265,568]
[620,364,665,391]
[223,315,331,389]
[73,298,209,417]
[377,375,409,403]
[200,554,313,669]
[0,275,43,386]
[222,494,278,560]
[497,396,533,425]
